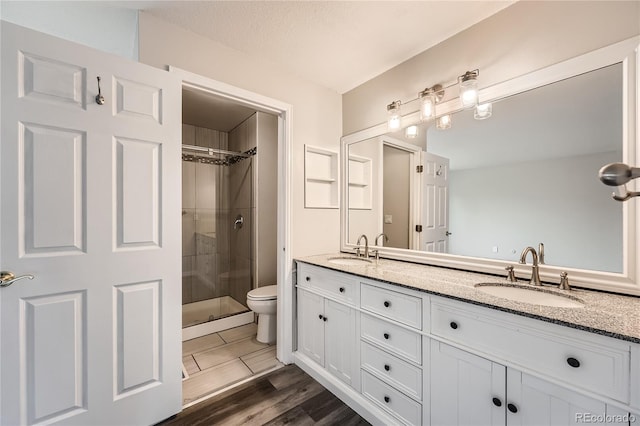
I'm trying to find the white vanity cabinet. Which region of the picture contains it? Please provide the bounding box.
[430,340,626,426]
[293,261,639,426]
[359,282,425,425]
[296,263,359,388]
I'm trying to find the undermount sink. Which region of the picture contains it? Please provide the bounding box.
[327,256,373,266]
[474,283,584,308]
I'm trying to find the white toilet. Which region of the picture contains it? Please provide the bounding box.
[247,285,277,344]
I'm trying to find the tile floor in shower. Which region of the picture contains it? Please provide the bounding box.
[182,323,282,405]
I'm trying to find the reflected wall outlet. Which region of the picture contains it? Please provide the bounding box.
[384,215,393,224]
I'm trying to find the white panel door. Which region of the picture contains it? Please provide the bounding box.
[421,152,450,253]
[506,369,608,426]
[296,289,325,366]
[0,22,181,425]
[324,299,357,387]
[430,340,505,426]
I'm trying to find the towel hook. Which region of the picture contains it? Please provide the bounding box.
[95,76,105,105]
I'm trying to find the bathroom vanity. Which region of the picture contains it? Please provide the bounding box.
[293,255,640,426]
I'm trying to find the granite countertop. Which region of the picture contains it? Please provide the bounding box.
[296,253,640,344]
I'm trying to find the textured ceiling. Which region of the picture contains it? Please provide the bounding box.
[143,1,514,94]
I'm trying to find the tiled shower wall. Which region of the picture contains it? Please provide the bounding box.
[227,114,256,305]
[182,125,231,305]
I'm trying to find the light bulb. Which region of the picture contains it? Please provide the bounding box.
[405,125,418,139]
[436,114,451,130]
[459,70,479,108]
[419,88,436,121]
[474,103,492,120]
[387,101,401,131]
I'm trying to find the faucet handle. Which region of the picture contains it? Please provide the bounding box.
[559,272,571,290]
[505,265,517,282]
[354,247,362,257]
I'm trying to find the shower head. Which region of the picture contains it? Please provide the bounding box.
[598,162,640,186]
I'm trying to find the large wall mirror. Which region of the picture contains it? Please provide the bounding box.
[340,37,640,295]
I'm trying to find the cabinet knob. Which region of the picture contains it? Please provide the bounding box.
[384,396,390,403]
[384,364,390,372]
[450,321,458,330]
[383,301,390,308]
[323,316,327,322]
[507,403,518,414]
[492,397,502,407]
[383,333,390,340]
[305,276,310,281]
[339,287,345,293]
[318,314,323,320]
[567,357,580,368]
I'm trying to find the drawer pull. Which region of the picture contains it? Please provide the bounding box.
[384,364,390,372]
[383,333,390,340]
[339,287,345,293]
[507,403,518,414]
[492,397,502,407]
[305,276,310,281]
[384,301,390,308]
[384,396,390,403]
[450,321,459,330]
[567,357,580,368]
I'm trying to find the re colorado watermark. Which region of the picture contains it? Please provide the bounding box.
[576,413,637,423]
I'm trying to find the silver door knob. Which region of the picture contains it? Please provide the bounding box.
[0,271,34,288]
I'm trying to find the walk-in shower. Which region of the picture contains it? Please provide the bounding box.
[181,121,257,339]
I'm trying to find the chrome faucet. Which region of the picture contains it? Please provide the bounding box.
[371,233,389,263]
[374,233,389,247]
[356,234,369,258]
[519,246,541,286]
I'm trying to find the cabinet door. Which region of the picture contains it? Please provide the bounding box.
[506,370,609,426]
[324,299,357,386]
[297,289,325,366]
[430,340,505,426]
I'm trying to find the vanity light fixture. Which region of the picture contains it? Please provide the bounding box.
[459,70,479,108]
[387,100,402,131]
[418,84,444,121]
[474,102,492,120]
[436,114,451,130]
[405,125,419,139]
[599,162,640,201]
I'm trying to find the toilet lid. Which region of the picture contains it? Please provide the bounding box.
[247,285,277,300]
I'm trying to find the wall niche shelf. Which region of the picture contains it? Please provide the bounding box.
[348,154,372,210]
[305,145,339,209]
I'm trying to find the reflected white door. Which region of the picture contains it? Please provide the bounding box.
[422,152,450,253]
[0,23,182,425]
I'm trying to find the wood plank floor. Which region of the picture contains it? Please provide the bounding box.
[159,364,371,425]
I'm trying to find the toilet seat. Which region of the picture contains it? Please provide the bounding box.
[247,285,277,301]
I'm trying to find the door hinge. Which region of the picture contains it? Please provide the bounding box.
[416,165,424,173]
[415,225,423,232]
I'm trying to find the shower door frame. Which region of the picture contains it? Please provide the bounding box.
[170,66,294,364]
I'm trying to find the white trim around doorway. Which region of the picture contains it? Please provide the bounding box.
[169,66,294,365]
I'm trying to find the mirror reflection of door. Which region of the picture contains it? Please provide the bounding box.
[422,152,450,253]
[383,145,411,249]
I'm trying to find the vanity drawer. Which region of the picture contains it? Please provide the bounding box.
[297,262,357,305]
[362,370,422,426]
[361,283,422,330]
[431,299,630,402]
[361,341,422,400]
[361,313,422,365]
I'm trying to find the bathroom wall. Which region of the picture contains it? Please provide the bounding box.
[182,125,230,304]
[342,1,640,134]
[0,2,139,60]
[138,12,343,258]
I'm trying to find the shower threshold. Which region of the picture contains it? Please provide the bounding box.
[183,296,249,328]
